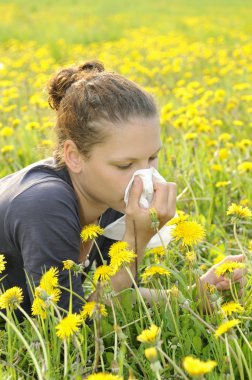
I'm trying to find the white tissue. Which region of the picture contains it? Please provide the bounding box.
[103,168,174,248]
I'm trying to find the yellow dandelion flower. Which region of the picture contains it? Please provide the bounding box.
[214,319,240,337]
[183,356,217,376]
[137,324,161,344]
[108,241,129,257]
[171,221,205,246]
[215,181,231,188]
[227,203,252,219]
[141,266,170,282]
[40,267,59,291]
[211,164,222,172]
[184,132,198,140]
[146,246,166,257]
[213,253,226,264]
[144,347,158,362]
[145,246,166,263]
[240,199,249,206]
[166,213,188,226]
[86,373,123,380]
[204,283,216,294]
[0,127,13,137]
[0,287,23,309]
[170,285,180,298]
[35,286,61,304]
[93,265,114,285]
[221,301,244,317]
[233,120,244,127]
[215,261,245,277]
[237,139,252,150]
[110,249,137,272]
[62,260,75,270]
[1,145,14,154]
[40,139,53,147]
[218,133,232,141]
[80,224,104,242]
[81,301,107,319]
[31,297,47,319]
[248,240,252,251]
[0,254,7,273]
[56,313,82,339]
[237,161,252,172]
[218,148,229,160]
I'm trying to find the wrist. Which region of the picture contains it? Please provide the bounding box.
[123,231,148,253]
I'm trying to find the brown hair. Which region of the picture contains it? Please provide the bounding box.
[47,60,158,166]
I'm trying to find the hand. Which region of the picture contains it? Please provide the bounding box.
[124,176,177,246]
[200,254,246,293]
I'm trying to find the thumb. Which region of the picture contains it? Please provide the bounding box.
[126,176,143,210]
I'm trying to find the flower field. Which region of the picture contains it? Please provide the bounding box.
[0,0,252,378]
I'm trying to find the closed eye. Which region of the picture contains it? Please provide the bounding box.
[117,156,158,170]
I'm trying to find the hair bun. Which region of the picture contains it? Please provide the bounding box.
[48,61,105,110]
[78,60,105,73]
[47,67,79,111]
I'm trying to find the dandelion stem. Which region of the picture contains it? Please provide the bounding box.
[93,239,106,265]
[125,266,153,325]
[124,341,149,379]
[233,221,245,255]
[93,319,100,373]
[69,270,73,313]
[157,347,189,380]
[110,300,118,362]
[63,338,68,378]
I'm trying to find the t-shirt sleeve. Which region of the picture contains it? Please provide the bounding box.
[7,179,84,313]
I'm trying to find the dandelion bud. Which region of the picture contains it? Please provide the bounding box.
[145,347,158,362]
[149,208,160,230]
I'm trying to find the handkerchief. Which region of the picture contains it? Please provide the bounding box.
[103,167,174,248]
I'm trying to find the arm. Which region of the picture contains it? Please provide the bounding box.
[92,176,177,296]
[137,255,246,308]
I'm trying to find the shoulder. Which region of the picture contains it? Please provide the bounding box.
[9,178,79,222]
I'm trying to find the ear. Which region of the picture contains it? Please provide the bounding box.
[63,140,83,173]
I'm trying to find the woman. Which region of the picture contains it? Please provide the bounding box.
[0,61,245,317]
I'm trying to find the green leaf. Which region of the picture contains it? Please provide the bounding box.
[192,335,202,354]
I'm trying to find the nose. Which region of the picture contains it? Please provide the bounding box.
[135,163,152,171]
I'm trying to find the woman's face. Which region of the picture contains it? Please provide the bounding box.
[79,116,162,213]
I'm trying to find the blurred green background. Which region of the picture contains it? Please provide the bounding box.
[1,0,252,45]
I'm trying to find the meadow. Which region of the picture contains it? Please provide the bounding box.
[0,0,252,378]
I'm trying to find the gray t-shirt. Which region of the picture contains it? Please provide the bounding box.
[0,158,122,317]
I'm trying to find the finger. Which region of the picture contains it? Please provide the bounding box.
[216,275,247,291]
[216,280,230,291]
[151,182,177,221]
[222,254,245,263]
[151,181,169,211]
[126,176,143,212]
[232,268,247,281]
[238,277,247,297]
[167,182,177,221]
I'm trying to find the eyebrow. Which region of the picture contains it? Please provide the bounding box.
[109,145,163,162]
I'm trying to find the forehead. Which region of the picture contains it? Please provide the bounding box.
[97,116,161,159]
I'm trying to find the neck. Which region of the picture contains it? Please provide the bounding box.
[69,172,107,226]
